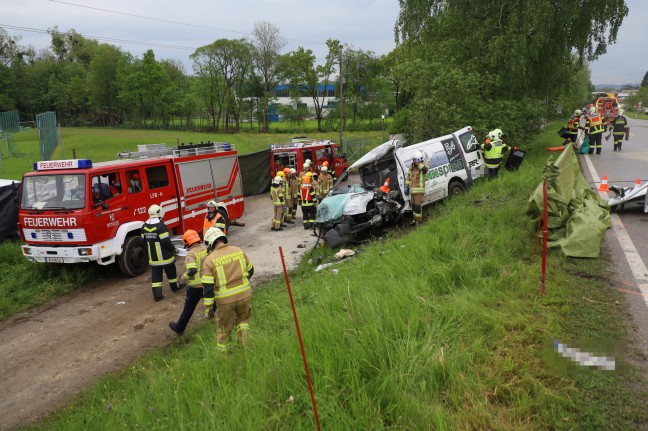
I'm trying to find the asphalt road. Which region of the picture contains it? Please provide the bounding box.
[579,115,648,366]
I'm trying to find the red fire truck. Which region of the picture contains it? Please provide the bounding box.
[18,142,244,276]
[270,137,349,178]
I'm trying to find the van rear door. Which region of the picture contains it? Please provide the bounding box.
[455,127,484,181]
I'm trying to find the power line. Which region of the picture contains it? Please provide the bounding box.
[48,0,326,46]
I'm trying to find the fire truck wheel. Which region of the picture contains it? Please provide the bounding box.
[119,235,149,277]
[218,208,231,232]
[448,180,466,196]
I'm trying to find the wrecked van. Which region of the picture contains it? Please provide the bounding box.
[315,126,485,247]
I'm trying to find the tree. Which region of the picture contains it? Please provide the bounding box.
[641,71,648,88]
[251,21,287,133]
[281,39,339,132]
[88,44,124,125]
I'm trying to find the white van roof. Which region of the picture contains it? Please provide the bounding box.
[349,139,403,170]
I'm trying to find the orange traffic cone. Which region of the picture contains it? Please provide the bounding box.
[379,178,391,193]
[634,178,641,188]
[598,175,609,192]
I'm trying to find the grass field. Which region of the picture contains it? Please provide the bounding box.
[1,126,384,181]
[24,125,648,429]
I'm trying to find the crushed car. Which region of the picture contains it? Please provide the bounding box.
[315,126,485,247]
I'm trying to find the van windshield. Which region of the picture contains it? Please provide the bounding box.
[21,174,86,210]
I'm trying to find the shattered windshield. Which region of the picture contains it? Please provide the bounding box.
[21,174,86,210]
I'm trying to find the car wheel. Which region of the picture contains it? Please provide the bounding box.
[119,235,149,277]
[448,180,466,196]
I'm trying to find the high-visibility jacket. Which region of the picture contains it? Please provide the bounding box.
[483,140,510,168]
[270,184,284,206]
[586,112,604,135]
[182,243,208,287]
[567,115,580,134]
[319,173,333,197]
[290,177,300,201]
[611,115,628,135]
[203,211,226,237]
[283,180,293,205]
[300,184,316,206]
[201,243,253,306]
[406,163,427,194]
[141,217,176,267]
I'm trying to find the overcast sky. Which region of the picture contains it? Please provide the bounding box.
[2,0,646,85]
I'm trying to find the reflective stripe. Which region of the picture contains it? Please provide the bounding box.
[152,282,163,288]
[202,275,215,284]
[215,282,250,299]
[217,343,228,352]
[159,232,169,239]
[216,266,227,288]
[204,297,214,306]
[237,323,250,332]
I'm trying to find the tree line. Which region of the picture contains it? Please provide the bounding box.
[0,1,629,143]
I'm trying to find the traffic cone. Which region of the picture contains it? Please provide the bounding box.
[597,175,609,192]
[379,178,391,193]
[634,178,641,188]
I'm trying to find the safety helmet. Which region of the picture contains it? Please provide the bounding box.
[574,109,582,116]
[618,109,625,116]
[305,158,312,165]
[132,173,140,180]
[272,175,283,185]
[283,168,291,176]
[589,106,597,114]
[204,227,227,251]
[290,168,297,175]
[488,130,498,141]
[412,150,425,163]
[302,176,311,184]
[322,161,329,167]
[148,204,164,218]
[321,166,328,173]
[494,128,503,139]
[207,200,217,210]
[182,229,201,248]
[276,171,285,177]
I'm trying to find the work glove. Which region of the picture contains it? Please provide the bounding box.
[404,186,410,195]
[205,305,216,319]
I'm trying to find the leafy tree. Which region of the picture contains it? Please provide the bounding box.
[251,21,287,133]
[641,71,648,88]
[281,39,340,132]
[88,44,123,126]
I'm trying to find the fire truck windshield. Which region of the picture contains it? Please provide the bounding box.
[21,174,86,210]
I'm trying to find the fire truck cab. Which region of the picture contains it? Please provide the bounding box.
[270,137,348,179]
[18,142,244,276]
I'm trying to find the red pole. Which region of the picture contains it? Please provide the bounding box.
[541,179,548,296]
[278,246,322,431]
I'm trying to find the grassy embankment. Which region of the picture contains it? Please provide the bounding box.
[0,127,382,319]
[27,126,648,429]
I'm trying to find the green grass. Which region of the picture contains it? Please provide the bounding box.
[1,127,383,181]
[27,125,648,429]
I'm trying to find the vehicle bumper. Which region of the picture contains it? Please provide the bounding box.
[21,244,114,265]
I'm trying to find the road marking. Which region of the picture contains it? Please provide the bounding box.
[583,155,648,303]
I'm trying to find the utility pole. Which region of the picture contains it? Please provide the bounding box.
[339,45,343,147]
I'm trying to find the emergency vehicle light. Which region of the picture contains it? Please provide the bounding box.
[34,159,93,171]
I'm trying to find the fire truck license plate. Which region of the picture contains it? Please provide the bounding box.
[45,257,64,263]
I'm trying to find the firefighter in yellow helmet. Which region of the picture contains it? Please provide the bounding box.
[169,229,209,336]
[141,204,181,302]
[270,175,285,231]
[201,227,254,352]
[203,200,227,238]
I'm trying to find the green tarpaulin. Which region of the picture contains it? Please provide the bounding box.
[525,143,610,258]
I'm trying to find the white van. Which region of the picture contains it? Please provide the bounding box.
[315,126,484,246]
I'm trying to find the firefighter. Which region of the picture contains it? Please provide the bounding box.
[481,129,511,178]
[201,227,254,352]
[203,200,227,238]
[318,165,333,201]
[584,106,605,155]
[169,229,209,336]
[299,160,312,181]
[129,173,142,193]
[322,160,336,182]
[300,173,317,229]
[270,175,285,231]
[566,109,582,143]
[611,109,629,151]
[404,150,428,224]
[290,168,300,224]
[141,204,181,302]
[282,168,295,223]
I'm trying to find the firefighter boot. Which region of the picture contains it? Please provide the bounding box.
[237,323,250,347]
[169,321,183,336]
[170,281,182,292]
[152,287,164,302]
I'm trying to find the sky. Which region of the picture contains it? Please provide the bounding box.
[2,0,646,86]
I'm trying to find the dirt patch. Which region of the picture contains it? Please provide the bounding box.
[0,194,319,430]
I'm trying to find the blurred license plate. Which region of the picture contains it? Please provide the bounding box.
[45,257,64,263]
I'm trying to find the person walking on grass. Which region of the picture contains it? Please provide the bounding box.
[201,227,254,352]
[169,229,210,336]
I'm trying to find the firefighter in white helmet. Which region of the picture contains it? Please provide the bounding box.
[270,175,285,231]
[201,227,254,352]
[141,204,181,302]
[404,150,428,225]
[481,129,511,178]
[203,200,227,238]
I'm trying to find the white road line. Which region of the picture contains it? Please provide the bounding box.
[583,155,648,302]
